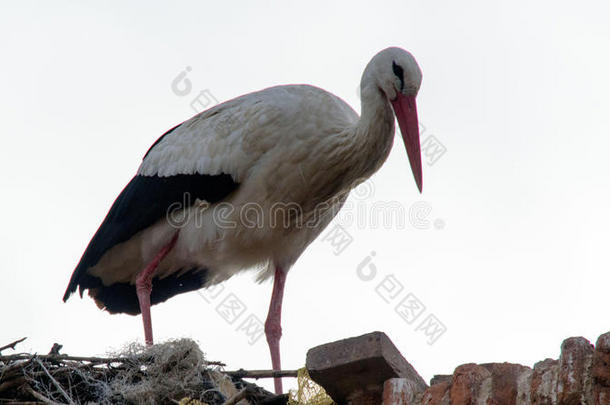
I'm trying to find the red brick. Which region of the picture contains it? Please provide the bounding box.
[557,337,594,405]
[383,378,417,405]
[531,358,559,405]
[450,363,492,405]
[481,362,531,405]
[421,381,450,405]
[306,332,427,405]
[593,333,610,405]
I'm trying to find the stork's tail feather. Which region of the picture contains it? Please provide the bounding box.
[63,273,83,302]
[64,269,208,315]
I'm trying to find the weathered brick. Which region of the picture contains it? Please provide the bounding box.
[557,337,594,405]
[450,363,492,405]
[306,331,427,405]
[593,333,610,387]
[430,375,452,386]
[593,333,610,405]
[421,381,450,405]
[481,362,532,405]
[383,378,418,405]
[531,359,559,405]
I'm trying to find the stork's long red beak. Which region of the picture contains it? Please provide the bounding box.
[391,94,423,193]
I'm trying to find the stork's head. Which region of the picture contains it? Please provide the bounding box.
[363,47,423,192]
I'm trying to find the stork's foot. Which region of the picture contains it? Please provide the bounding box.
[135,232,179,346]
[265,266,287,394]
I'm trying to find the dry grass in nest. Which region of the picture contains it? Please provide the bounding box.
[0,338,280,405]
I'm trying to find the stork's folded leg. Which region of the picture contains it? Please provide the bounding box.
[265,265,287,394]
[135,232,179,346]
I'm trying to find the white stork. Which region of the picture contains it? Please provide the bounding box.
[63,47,423,394]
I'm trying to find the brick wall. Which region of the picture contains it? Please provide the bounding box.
[419,332,610,405]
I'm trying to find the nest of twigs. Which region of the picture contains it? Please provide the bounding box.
[0,338,283,405]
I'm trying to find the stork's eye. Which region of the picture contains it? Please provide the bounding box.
[392,61,405,91]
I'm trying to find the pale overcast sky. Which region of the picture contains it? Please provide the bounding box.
[1,0,609,393]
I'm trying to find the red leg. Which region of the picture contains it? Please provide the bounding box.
[135,233,179,346]
[265,265,287,394]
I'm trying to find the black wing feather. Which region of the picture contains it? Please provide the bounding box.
[63,173,238,305]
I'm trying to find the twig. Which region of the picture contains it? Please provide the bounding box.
[0,353,225,367]
[1,358,33,378]
[0,337,27,353]
[48,344,63,356]
[205,360,227,367]
[25,385,66,405]
[0,375,26,393]
[221,388,247,405]
[34,358,75,405]
[225,369,298,379]
[0,354,131,363]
